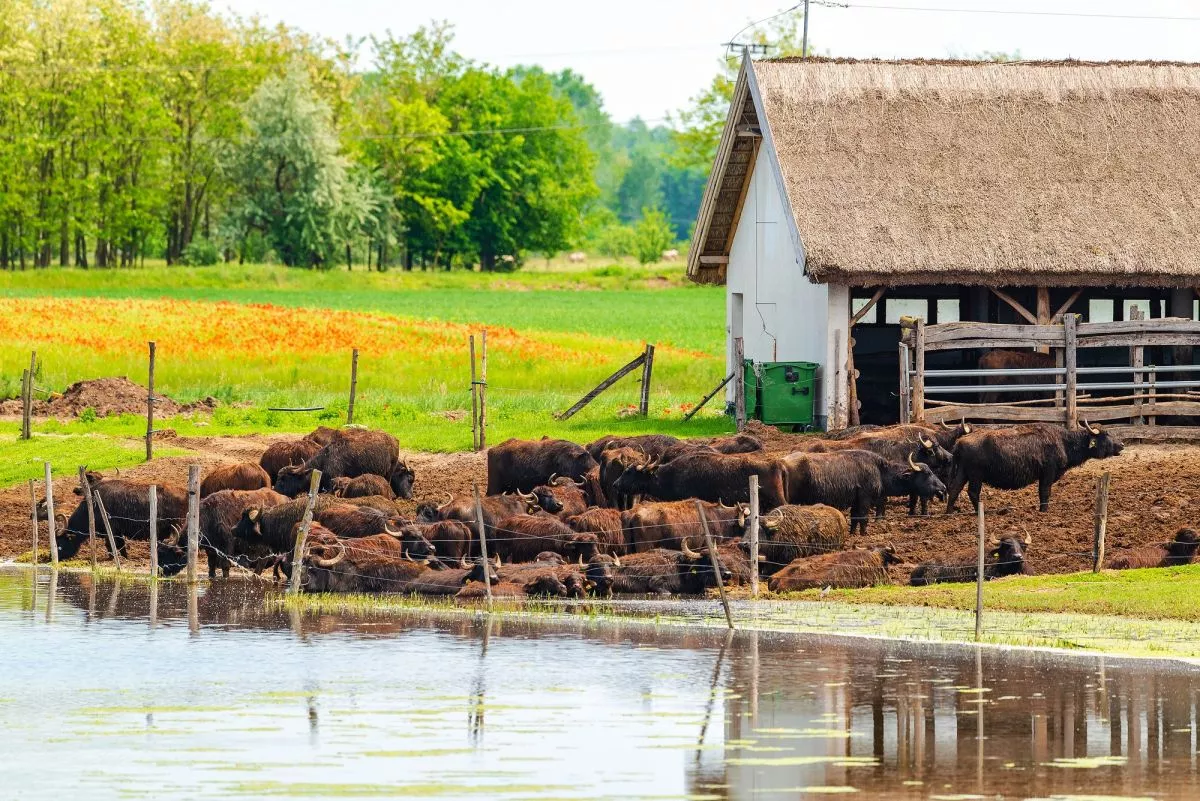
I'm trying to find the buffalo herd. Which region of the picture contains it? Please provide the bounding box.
[40,417,1187,600]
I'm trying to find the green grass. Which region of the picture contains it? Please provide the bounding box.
[0,432,188,488]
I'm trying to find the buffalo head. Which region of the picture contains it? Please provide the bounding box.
[586,553,619,598]
[530,485,563,514]
[459,554,502,586]
[1080,420,1124,458]
[273,465,312,498]
[906,452,947,500]
[611,461,658,498]
[390,462,415,500]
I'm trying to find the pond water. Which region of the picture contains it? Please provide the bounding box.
[2,568,1199,800]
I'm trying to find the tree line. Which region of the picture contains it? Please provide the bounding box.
[0,2,723,270]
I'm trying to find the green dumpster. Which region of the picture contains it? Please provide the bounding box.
[755,361,818,427]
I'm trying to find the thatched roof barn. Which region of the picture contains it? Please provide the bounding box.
[688,57,1200,429]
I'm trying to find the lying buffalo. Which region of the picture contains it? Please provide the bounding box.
[274,429,414,500]
[612,451,788,510]
[331,474,395,500]
[487,438,597,495]
[620,499,747,552]
[742,504,848,575]
[610,539,732,596]
[201,463,272,498]
[491,513,599,563]
[946,422,1123,513]
[289,525,436,593]
[909,535,1029,586]
[768,547,903,593]
[1107,528,1200,570]
[585,434,681,462]
[401,556,502,596]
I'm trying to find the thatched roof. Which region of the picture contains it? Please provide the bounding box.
[688,58,1200,288]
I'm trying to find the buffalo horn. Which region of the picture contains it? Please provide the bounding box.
[517,489,536,501]
[493,554,501,568]
[718,499,736,510]
[961,419,972,434]
[310,541,346,569]
[459,556,471,570]
[572,476,586,487]
[941,420,953,430]
[919,434,934,449]
[548,473,561,485]
[612,556,621,568]
[437,493,454,511]
[577,553,585,565]
[907,452,924,472]
[384,522,402,538]
[680,537,702,560]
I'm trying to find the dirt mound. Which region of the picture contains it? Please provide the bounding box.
[0,377,216,419]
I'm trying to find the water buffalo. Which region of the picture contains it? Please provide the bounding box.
[584,553,620,597]
[586,434,682,462]
[232,496,428,556]
[1107,528,1200,570]
[49,477,187,560]
[497,559,589,598]
[200,462,272,497]
[487,438,597,495]
[612,451,788,510]
[402,556,502,595]
[291,525,435,593]
[491,513,599,563]
[331,474,395,500]
[260,439,323,484]
[304,426,340,446]
[565,507,625,555]
[909,535,1030,585]
[742,504,848,575]
[874,452,947,517]
[780,450,884,535]
[274,429,414,500]
[979,350,1056,404]
[610,539,732,596]
[597,446,648,510]
[768,547,903,593]
[540,475,590,516]
[196,487,289,578]
[398,520,474,561]
[946,422,1123,513]
[620,500,747,553]
[331,494,400,516]
[418,492,540,539]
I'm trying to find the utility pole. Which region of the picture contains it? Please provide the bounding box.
[802,0,811,58]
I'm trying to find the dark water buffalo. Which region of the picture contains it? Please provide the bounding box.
[49,477,188,560]
[910,536,1029,585]
[565,508,625,555]
[612,451,788,510]
[780,450,883,535]
[610,539,732,596]
[597,446,647,510]
[621,500,747,552]
[768,547,903,593]
[946,422,1123,513]
[331,474,395,500]
[491,513,599,563]
[583,553,619,597]
[401,556,501,596]
[585,434,682,462]
[874,452,947,517]
[304,426,340,446]
[290,525,434,593]
[706,433,765,454]
[259,439,323,484]
[399,520,474,561]
[418,491,540,538]
[487,438,597,495]
[497,559,589,598]
[232,496,429,556]
[201,462,272,498]
[540,476,590,516]
[1107,528,1200,570]
[196,487,289,577]
[275,429,414,500]
[742,504,848,575]
[979,349,1056,404]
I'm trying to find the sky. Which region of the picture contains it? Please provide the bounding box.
[216,0,1200,123]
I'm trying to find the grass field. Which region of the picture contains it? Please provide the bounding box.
[0,263,731,481]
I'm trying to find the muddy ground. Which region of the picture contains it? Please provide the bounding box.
[2,427,1195,581]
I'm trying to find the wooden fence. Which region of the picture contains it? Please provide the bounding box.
[900,316,1200,433]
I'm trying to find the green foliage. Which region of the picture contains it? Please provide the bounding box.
[633,209,675,265]
[79,406,97,423]
[180,238,221,266]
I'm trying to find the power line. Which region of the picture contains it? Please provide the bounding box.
[827,1,1200,22]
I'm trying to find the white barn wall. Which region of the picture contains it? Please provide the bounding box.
[725,144,833,429]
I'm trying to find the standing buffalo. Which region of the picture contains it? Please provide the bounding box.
[259,439,323,484]
[612,451,788,510]
[1107,528,1200,570]
[946,422,1123,513]
[487,438,597,495]
[197,487,289,577]
[201,463,272,497]
[49,476,187,560]
[274,429,414,500]
[780,450,883,535]
[909,535,1029,585]
[768,547,903,593]
[597,446,648,510]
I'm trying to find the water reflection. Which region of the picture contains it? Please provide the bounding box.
[2,568,1198,799]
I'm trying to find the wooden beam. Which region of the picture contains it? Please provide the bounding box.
[1036,287,1051,324]
[556,352,646,420]
[989,288,1038,325]
[698,255,729,265]
[1051,289,1083,324]
[850,287,885,327]
[723,137,760,258]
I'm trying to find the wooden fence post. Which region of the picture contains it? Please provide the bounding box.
[1064,314,1078,428]
[149,485,158,579]
[288,469,322,594]
[734,337,746,430]
[897,342,911,424]
[556,350,648,420]
[1093,472,1111,573]
[78,467,96,571]
[683,373,735,422]
[748,475,760,599]
[23,350,36,439]
[28,479,38,567]
[913,319,926,423]
[347,348,359,425]
[638,343,656,416]
[975,499,985,642]
[469,335,479,451]
[44,463,58,568]
[479,330,488,450]
[21,369,30,440]
[847,334,860,427]
[93,492,122,572]
[696,499,733,630]
[146,341,156,461]
[186,465,200,584]
[1131,308,1144,426]
[472,483,493,609]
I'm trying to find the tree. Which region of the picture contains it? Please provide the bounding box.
[227,66,373,267]
[632,208,673,265]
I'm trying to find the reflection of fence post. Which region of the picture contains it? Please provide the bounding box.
[149,485,159,579]
[1093,472,1111,573]
[696,499,734,630]
[913,319,926,423]
[974,499,985,642]
[469,335,479,451]
[94,491,121,573]
[28,479,38,568]
[1064,314,1078,428]
[347,348,359,425]
[638,343,656,416]
[734,337,746,430]
[479,331,488,450]
[472,483,493,609]
[748,475,760,599]
[146,341,156,461]
[44,463,58,568]
[186,465,200,584]
[289,469,323,595]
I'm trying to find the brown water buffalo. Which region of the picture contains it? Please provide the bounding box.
[418,492,540,538]
[201,463,272,498]
[586,434,682,462]
[768,547,903,593]
[291,525,434,593]
[598,446,648,510]
[583,553,620,597]
[331,474,395,500]
[497,559,588,598]
[946,422,1123,513]
[1107,528,1200,570]
[401,556,501,595]
[304,426,340,446]
[909,535,1030,585]
[232,496,430,557]
[487,438,597,495]
[620,500,747,552]
[705,433,765,454]
[196,487,289,578]
[330,494,399,515]
[979,349,1056,403]
[541,475,590,516]
[565,507,625,555]
[491,513,599,563]
[260,439,323,483]
[780,450,883,535]
[49,476,187,560]
[742,504,848,575]
[612,451,788,510]
[275,429,414,500]
[399,520,474,561]
[610,539,732,596]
